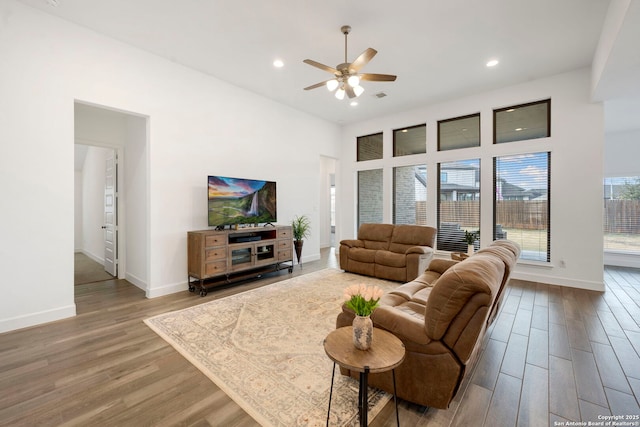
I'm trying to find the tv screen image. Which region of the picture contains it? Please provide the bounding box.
[207,176,277,227]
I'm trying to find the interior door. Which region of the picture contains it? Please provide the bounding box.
[104,150,117,276]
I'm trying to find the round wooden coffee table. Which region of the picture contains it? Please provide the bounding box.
[323,326,405,426]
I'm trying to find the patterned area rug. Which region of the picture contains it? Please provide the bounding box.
[144,269,400,426]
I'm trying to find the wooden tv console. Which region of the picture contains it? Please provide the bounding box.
[187,225,293,296]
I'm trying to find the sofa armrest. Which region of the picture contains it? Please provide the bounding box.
[426,259,459,275]
[340,239,364,248]
[405,245,434,255]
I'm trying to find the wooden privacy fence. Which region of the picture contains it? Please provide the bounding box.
[604,200,640,233]
[419,200,638,233]
[437,200,548,229]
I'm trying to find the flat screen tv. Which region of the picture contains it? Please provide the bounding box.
[207,175,277,227]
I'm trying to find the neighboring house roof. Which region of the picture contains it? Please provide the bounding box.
[498,180,544,200]
[440,183,480,193]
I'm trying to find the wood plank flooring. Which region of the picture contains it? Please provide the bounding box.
[1,250,639,426]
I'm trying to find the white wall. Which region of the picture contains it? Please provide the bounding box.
[605,129,640,176]
[0,1,339,332]
[74,171,83,251]
[123,115,149,289]
[338,68,605,291]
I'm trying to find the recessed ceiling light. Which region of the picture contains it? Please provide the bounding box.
[515,127,524,131]
[273,59,284,68]
[506,108,515,112]
[486,59,499,67]
[350,101,358,107]
[401,129,408,133]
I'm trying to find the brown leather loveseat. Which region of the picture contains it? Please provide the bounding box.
[339,223,437,282]
[336,239,520,409]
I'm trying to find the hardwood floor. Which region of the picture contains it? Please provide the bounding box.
[1,250,639,426]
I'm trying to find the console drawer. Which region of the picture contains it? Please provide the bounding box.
[205,248,226,261]
[279,248,293,260]
[204,260,227,276]
[205,234,225,247]
[278,228,292,239]
[277,239,291,250]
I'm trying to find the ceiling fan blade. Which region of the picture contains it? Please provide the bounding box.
[360,73,397,82]
[304,80,332,91]
[349,48,377,72]
[345,85,356,99]
[303,59,338,74]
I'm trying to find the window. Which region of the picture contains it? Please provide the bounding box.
[437,160,480,252]
[494,152,550,261]
[604,176,640,252]
[358,169,383,228]
[393,165,427,225]
[357,132,383,161]
[438,114,480,151]
[393,124,426,156]
[494,99,550,144]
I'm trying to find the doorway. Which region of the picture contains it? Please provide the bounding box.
[73,101,149,292]
[320,156,337,249]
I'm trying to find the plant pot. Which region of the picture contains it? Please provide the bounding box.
[352,315,373,351]
[467,244,474,255]
[294,240,304,265]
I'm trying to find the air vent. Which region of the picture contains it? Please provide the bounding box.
[374,92,387,98]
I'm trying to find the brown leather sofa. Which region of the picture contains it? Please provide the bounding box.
[336,239,520,409]
[339,224,437,282]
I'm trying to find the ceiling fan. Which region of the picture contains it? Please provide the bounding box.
[303,25,397,100]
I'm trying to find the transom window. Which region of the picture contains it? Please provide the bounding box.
[494,99,550,144]
[393,124,426,157]
[438,114,480,151]
[357,132,383,161]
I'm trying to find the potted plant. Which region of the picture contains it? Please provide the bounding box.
[464,230,479,255]
[291,214,311,266]
[344,284,384,350]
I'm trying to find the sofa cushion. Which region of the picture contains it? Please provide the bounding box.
[389,224,437,254]
[348,247,377,263]
[424,253,504,341]
[372,304,431,345]
[374,250,406,267]
[358,223,394,250]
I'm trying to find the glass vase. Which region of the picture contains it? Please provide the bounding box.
[352,315,373,350]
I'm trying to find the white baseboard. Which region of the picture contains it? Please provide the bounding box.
[604,252,640,269]
[0,304,76,334]
[146,281,187,298]
[511,271,605,292]
[82,249,104,264]
[125,272,147,292]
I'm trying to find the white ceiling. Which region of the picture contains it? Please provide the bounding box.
[20,0,639,131]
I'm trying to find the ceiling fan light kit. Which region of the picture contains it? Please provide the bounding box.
[303,25,396,101]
